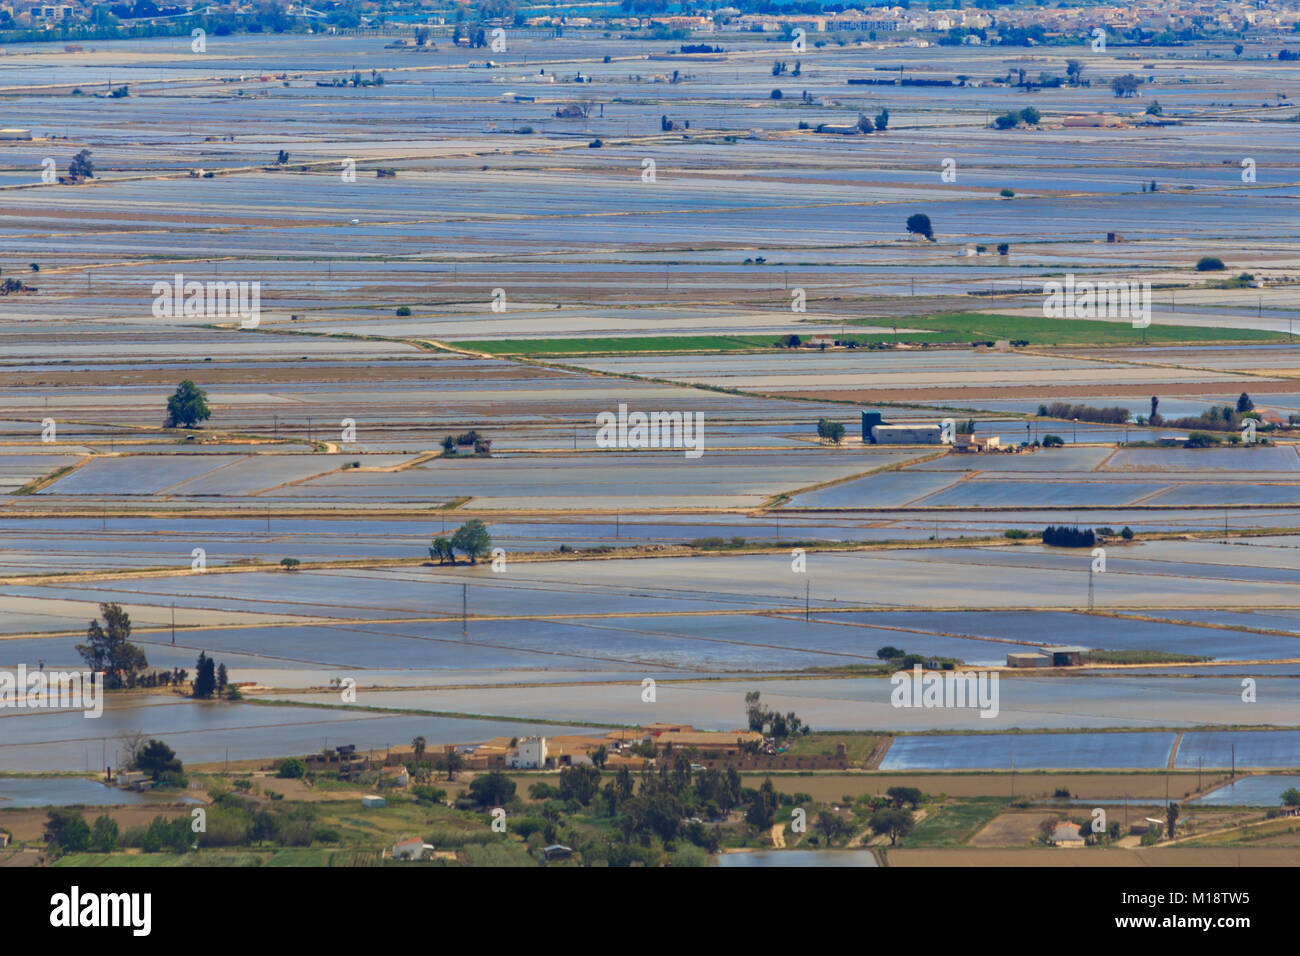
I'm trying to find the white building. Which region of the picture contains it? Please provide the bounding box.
[392,837,432,860]
[507,736,548,769]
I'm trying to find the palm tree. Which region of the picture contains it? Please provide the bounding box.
[412,736,426,763]
[444,745,463,781]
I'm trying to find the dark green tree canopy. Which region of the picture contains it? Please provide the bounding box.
[450,519,491,564]
[136,739,183,781]
[76,602,147,689]
[165,379,211,428]
[906,213,933,240]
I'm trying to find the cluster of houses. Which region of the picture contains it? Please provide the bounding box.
[488,724,763,770]
[308,723,769,782]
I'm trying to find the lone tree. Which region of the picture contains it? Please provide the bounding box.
[165,380,211,428]
[906,213,934,240]
[817,418,845,444]
[136,739,183,781]
[1237,392,1254,413]
[76,602,147,689]
[450,519,491,564]
[869,808,915,845]
[68,149,94,178]
[1111,73,1141,97]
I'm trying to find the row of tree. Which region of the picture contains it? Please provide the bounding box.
[429,518,491,565]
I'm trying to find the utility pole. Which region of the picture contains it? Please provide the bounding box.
[804,580,809,621]
[171,603,175,644]
[461,583,467,636]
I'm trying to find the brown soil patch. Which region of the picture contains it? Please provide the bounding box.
[971,811,1060,846]
[0,803,190,842]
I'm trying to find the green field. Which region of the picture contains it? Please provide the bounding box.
[902,798,1009,848]
[453,335,779,356]
[451,313,1283,357]
[847,312,1285,348]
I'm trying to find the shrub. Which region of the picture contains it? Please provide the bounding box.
[816,418,846,444]
[1041,434,1064,447]
[1004,529,1030,539]
[1042,525,1095,548]
[278,757,307,779]
[395,306,412,316]
[1121,526,1134,540]
[1196,256,1225,271]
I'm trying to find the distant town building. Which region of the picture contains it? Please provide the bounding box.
[391,837,429,860]
[507,736,548,769]
[1052,822,1085,846]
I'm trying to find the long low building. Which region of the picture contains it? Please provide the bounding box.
[872,424,942,445]
[1007,652,1049,668]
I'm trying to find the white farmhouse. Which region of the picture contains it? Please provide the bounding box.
[507,736,548,769]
